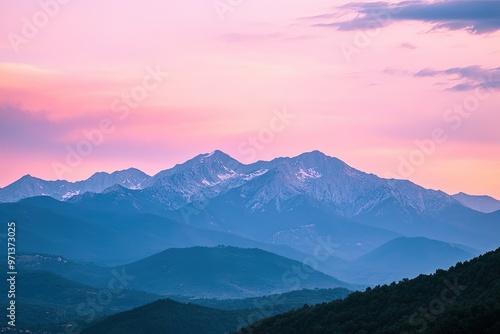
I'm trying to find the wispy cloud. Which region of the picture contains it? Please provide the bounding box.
[383,65,500,91]
[414,66,500,91]
[308,1,500,35]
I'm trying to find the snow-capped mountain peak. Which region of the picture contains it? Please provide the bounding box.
[0,150,475,225]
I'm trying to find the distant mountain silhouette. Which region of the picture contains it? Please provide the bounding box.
[453,192,500,213]
[339,236,476,284]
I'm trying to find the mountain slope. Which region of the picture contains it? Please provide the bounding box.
[291,237,478,285]
[194,184,401,259]
[173,288,352,311]
[81,288,353,334]
[119,246,355,298]
[238,247,500,334]
[81,299,250,334]
[453,192,500,213]
[16,248,357,300]
[15,253,113,287]
[0,197,310,265]
[0,270,160,317]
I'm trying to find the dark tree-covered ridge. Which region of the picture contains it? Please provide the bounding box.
[238,247,500,334]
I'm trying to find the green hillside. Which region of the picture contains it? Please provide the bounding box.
[238,247,500,334]
[120,246,354,298]
[81,299,249,334]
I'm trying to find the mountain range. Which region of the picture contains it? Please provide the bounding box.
[1,150,498,285]
[0,167,151,202]
[2,150,499,333]
[2,150,497,217]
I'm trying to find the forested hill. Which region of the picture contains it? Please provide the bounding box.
[81,299,250,334]
[238,247,500,334]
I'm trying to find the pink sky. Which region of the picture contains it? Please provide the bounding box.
[1,0,499,198]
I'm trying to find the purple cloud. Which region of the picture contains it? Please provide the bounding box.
[308,1,500,35]
[414,66,500,91]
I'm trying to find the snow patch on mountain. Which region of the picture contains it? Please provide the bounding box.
[295,168,322,181]
[243,169,269,181]
[204,151,216,158]
[62,190,81,200]
[201,179,217,186]
[217,173,236,181]
[217,167,237,181]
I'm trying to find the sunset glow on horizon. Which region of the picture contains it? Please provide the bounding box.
[1,0,499,198]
